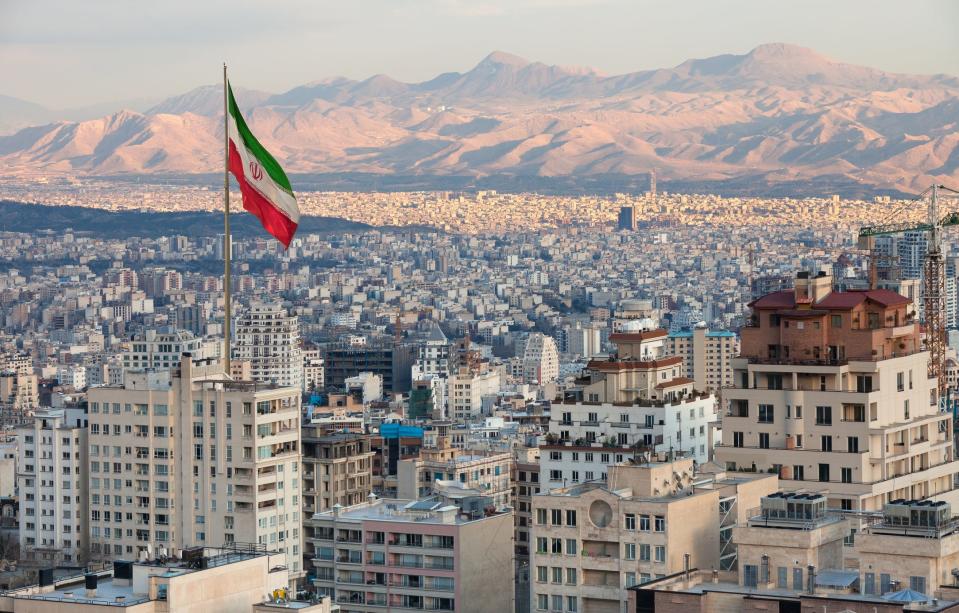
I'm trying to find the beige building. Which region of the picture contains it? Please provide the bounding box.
[0,546,326,613]
[86,358,304,583]
[530,456,776,613]
[665,327,739,392]
[302,429,374,573]
[717,271,959,515]
[396,439,513,509]
[713,491,959,600]
[310,497,514,612]
[448,364,500,421]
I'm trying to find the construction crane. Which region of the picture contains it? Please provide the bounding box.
[858,185,959,398]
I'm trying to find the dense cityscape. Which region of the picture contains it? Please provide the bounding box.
[0,175,955,612]
[2,1,958,611]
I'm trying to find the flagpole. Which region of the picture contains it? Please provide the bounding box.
[223,63,233,375]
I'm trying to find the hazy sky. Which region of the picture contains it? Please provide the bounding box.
[3,0,959,109]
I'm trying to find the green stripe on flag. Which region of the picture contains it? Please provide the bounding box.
[228,83,294,196]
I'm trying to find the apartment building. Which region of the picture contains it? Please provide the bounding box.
[302,429,374,571]
[411,325,452,380]
[716,271,959,514]
[514,447,541,559]
[86,358,304,583]
[552,330,718,465]
[731,492,959,600]
[665,327,739,392]
[122,328,215,372]
[523,333,560,385]
[396,437,513,509]
[448,364,500,421]
[1,546,316,613]
[303,348,325,392]
[17,408,88,565]
[0,370,38,425]
[310,497,513,613]
[530,457,776,613]
[235,302,304,389]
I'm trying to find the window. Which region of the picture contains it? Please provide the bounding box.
[864,572,875,595]
[624,543,636,560]
[654,546,665,563]
[565,510,577,526]
[566,596,577,612]
[536,509,547,525]
[831,314,842,328]
[841,468,853,483]
[537,594,548,610]
[815,406,832,425]
[777,567,788,588]
[551,509,562,526]
[654,516,665,532]
[640,515,650,531]
[625,513,636,531]
[857,375,873,393]
[566,568,577,585]
[552,567,563,584]
[897,372,905,392]
[625,572,636,588]
[536,537,548,554]
[552,595,563,612]
[551,538,562,554]
[639,544,650,561]
[759,433,769,449]
[818,463,830,482]
[793,465,805,480]
[758,404,774,423]
[536,566,547,582]
[848,437,859,453]
[821,435,832,451]
[910,576,926,595]
[565,538,577,555]
[733,432,744,448]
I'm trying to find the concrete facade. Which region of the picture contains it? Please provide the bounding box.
[86,359,303,582]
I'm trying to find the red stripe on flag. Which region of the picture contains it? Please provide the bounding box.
[228,141,298,248]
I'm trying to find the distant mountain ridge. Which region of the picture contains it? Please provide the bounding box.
[2,43,959,194]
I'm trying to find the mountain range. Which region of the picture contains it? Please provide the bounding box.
[3,43,959,195]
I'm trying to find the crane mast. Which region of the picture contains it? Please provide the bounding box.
[858,185,959,401]
[924,185,946,399]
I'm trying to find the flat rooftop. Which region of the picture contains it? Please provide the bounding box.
[313,498,497,525]
[13,576,152,606]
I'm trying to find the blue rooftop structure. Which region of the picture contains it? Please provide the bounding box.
[379,423,424,439]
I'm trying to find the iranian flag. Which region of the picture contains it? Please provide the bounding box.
[227,82,299,247]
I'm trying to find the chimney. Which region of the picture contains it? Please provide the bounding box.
[794,271,833,306]
[683,553,691,582]
[85,573,98,598]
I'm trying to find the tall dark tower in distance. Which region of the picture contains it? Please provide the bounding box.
[649,169,657,201]
[617,206,637,231]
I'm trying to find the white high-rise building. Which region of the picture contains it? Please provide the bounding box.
[86,359,304,584]
[235,302,303,389]
[523,332,559,384]
[17,408,88,564]
[122,328,217,373]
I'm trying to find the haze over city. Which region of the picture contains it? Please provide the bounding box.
[1,2,959,613]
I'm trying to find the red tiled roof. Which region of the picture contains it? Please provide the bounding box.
[654,377,695,389]
[749,291,795,309]
[751,288,910,311]
[609,329,668,342]
[863,289,912,307]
